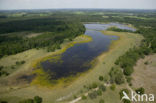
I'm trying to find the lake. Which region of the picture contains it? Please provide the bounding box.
[41,23,135,80]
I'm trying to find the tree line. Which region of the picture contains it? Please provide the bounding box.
[0,18,85,58]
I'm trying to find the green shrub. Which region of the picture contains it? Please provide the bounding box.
[0,100,8,103]
[126,76,132,83]
[34,96,42,103]
[99,85,106,92]
[99,99,105,103]
[21,60,26,64]
[16,61,20,65]
[129,83,132,86]
[123,99,131,103]
[109,67,124,84]
[0,71,9,76]
[103,75,110,82]
[81,95,87,100]
[0,66,4,71]
[91,83,98,89]
[69,38,73,41]
[119,89,129,99]
[11,66,15,69]
[79,90,83,93]
[73,95,77,99]
[110,84,116,91]
[99,76,104,81]
[115,73,125,84]
[26,99,33,103]
[123,67,133,76]
[88,91,98,99]
[97,89,102,96]
[135,87,145,95]
[144,61,148,65]
[83,85,87,88]
[5,72,9,76]
[15,60,26,65]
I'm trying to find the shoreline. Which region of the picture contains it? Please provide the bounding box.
[83,22,136,30]
[29,35,93,87]
[30,30,122,88]
[0,34,92,89]
[0,30,143,103]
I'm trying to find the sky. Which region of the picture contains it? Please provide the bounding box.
[0,0,156,10]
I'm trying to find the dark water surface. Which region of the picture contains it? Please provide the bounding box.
[41,23,135,79]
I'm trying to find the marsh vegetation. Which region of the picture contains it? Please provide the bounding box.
[0,9,155,103]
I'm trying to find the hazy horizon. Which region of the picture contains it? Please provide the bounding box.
[0,0,156,10]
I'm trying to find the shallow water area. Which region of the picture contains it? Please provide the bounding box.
[41,23,136,80]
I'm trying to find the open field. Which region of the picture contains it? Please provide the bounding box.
[0,30,143,103]
[132,54,156,101]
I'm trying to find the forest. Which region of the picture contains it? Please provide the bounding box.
[0,18,85,58]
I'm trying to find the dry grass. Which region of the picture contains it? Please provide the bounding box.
[132,54,156,100]
[26,33,42,38]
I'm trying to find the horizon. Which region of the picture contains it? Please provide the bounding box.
[0,8,156,11]
[0,0,156,10]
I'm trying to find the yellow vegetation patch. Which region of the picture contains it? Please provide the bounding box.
[30,35,92,87]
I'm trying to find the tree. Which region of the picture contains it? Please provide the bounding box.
[0,18,85,57]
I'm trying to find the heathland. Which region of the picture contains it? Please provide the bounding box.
[0,9,156,103]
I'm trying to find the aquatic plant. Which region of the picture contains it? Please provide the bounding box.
[31,35,92,87]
